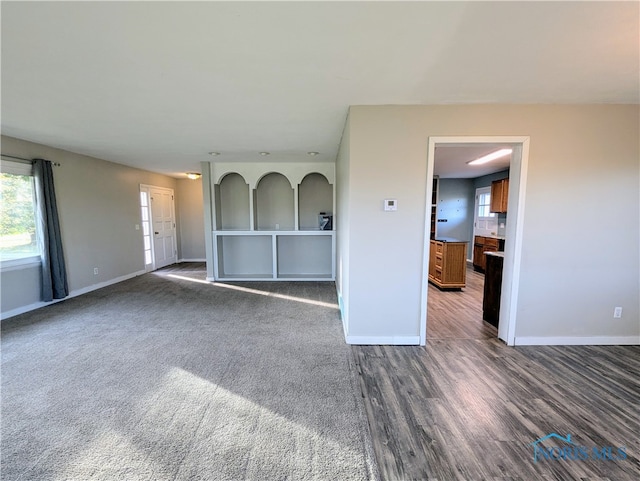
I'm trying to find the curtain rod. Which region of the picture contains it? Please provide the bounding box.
[1,154,61,166]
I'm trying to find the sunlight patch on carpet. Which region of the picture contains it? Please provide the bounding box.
[166,274,339,309]
[56,367,365,480]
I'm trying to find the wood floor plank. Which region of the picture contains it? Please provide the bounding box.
[354,267,640,480]
[427,267,496,340]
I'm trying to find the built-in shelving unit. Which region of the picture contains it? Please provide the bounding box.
[207,162,335,281]
[430,177,439,239]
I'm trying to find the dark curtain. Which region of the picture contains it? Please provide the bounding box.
[33,159,68,301]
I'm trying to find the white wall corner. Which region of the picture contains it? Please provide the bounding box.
[337,290,348,340]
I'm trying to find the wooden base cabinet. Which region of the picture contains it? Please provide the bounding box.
[429,240,468,289]
[473,236,504,272]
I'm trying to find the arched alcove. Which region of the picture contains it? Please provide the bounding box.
[254,172,294,230]
[216,173,249,230]
[298,173,333,230]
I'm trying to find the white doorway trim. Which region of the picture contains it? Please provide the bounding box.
[140,184,178,271]
[420,136,530,346]
[139,185,155,272]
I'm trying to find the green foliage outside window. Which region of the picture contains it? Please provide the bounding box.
[0,173,38,259]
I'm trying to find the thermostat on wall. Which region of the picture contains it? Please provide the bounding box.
[384,199,397,211]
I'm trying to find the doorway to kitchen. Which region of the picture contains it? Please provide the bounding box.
[420,136,529,346]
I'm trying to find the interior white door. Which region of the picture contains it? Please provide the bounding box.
[150,187,177,269]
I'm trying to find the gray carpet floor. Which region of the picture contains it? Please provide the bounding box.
[1,263,379,481]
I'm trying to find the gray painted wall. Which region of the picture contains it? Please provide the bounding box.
[176,178,206,260]
[338,104,639,343]
[435,178,475,258]
[1,135,182,318]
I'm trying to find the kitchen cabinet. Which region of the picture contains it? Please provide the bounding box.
[429,238,468,289]
[483,251,504,328]
[473,236,504,272]
[490,178,509,213]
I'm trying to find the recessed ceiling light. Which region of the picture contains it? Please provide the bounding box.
[186,172,202,180]
[208,152,220,156]
[259,152,270,156]
[307,151,319,156]
[467,148,512,166]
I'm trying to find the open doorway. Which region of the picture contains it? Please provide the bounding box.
[420,136,529,346]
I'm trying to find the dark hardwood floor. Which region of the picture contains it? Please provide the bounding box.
[427,265,496,340]
[353,266,640,480]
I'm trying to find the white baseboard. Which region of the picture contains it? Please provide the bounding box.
[1,270,146,321]
[178,258,206,263]
[514,336,640,346]
[1,300,62,320]
[345,335,421,345]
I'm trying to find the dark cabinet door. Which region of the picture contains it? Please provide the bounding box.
[473,237,485,271]
[483,254,504,328]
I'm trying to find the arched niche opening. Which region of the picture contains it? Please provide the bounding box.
[298,173,333,230]
[254,172,294,230]
[215,172,250,230]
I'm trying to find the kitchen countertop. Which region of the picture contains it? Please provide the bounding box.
[432,237,468,243]
[485,251,505,258]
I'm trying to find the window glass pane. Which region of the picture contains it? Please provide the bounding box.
[0,173,39,261]
[145,251,152,265]
[142,222,150,236]
[140,191,148,206]
[144,237,151,250]
[141,208,149,221]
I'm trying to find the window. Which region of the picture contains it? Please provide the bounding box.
[140,190,153,267]
[0,159,40,267]
[477,191,496,219]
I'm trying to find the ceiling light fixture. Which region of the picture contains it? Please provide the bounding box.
[186,172,202,180]
[467,148,513,166]
[208,152,220,156]
[307,151,319,156]
[259,152,270,156]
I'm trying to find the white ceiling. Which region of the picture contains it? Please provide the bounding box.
[434,144,512,179]
[1,1,638,178]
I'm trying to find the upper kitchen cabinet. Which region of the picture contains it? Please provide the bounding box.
[490,178,509,213]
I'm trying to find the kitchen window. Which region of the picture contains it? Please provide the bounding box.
[477,191,496,219]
